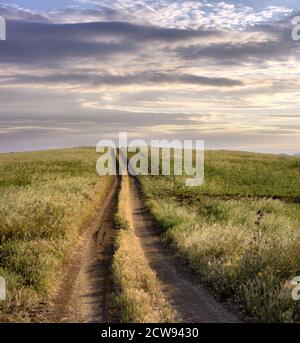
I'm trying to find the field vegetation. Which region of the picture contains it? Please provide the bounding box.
[0,148,113,321]
[113,175,175,323]
[1,147,299,323]
[140,150,300,322]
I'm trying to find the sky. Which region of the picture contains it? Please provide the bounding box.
[0,1,299,154]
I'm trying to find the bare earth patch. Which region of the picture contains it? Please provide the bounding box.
[34,177,119,323]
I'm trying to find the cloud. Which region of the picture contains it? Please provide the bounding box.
[0,3,49,22]
[0,1,294,29]
[175,39,291,63]
[0,20,220,65]
[1,16,293,68]
[0,1,299,154]
[74,0,294,29]
[174,13,297,65]
[3,71,243,88]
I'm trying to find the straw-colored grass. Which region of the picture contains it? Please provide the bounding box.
[139,150,300,323]
[0,148,113,322]
[113,176,175,323]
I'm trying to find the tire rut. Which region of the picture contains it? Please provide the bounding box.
[37,176,120,323]
[130,176,242,323]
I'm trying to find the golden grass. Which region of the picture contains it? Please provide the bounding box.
[113,176,175,323]
[139,150,300,323]
[146,199,300,322]
[0,148,114,322]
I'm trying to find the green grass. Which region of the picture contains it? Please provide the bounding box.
[139,150,300,322]
[1,148,299,322]
[0,148,113,322]
[143,150,300,200]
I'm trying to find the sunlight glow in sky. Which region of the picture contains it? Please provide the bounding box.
[0,1,299,153]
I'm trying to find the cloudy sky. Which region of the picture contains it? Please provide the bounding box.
[0,1,299,154]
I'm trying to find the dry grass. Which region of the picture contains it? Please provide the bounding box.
[113,176,175,323]
[139,150,300,323]
[0,148,113,322]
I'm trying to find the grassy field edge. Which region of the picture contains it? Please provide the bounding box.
[139,176,300,323]
[0,148,114,322]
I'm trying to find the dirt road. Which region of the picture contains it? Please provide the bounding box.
[37,173,241,323]
[39,177,119,323]
[129,177,241,323]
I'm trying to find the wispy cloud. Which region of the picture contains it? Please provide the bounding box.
[0,1,299,154]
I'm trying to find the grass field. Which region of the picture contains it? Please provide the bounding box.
[0,148,113,322]
[1,148,299,323]
[113,175,175,323]
[140,150,300,322]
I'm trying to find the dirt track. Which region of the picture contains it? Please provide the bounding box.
[129,177,241,323]
[38,177,119,323]
[36,174,241,323]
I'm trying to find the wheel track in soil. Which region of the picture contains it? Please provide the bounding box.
[36,176,120,323]
[36,173,242,323]
[129,176,242,323]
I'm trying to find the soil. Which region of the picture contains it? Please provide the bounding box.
[36,177,119,323]
[129,177,242,323]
